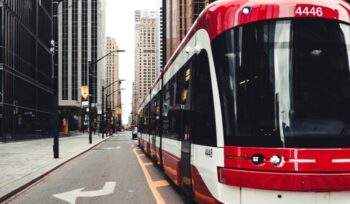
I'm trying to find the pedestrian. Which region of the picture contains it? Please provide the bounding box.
[62,118,69,136]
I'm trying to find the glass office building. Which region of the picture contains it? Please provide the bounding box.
[58,0,106,131]
[0,0,53,141]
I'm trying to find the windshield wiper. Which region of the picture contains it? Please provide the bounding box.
[339,123,350,137]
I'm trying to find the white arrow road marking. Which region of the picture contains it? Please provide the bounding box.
[53,182,116,204]
[103,146,121,150]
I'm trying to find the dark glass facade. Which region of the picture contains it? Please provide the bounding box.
[91,0,97,103]
[72,0,78,101]
[58,0,101,131]
[0,0,53,141]
[60,0,98,101]
[82,0,88,86]
[60,0,83,101]
[62,0,68,100]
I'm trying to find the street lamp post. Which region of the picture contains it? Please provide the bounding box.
[51,0,64,159]
[88,50,125,144]
[105,88,125,132]
[101,79,125,138]
[115,103,124,131]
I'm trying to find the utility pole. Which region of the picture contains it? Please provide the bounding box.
[102,85,105,139]
[88,61,93,144]
[52,0,64,159]
[105,88,125,131]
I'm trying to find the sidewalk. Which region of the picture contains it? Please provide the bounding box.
[0,133,107,201]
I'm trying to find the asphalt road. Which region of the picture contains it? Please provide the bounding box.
[4,131,187,204]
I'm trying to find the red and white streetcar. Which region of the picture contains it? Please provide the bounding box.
[138,0,350,203]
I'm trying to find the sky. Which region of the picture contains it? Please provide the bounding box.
[105,0,159,124]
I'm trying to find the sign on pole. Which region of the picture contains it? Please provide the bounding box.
[82,101,89,107]
[116,107,122,115]
[81,86,89,100]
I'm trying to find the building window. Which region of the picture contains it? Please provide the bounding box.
[82,0,88,86]
[72,0,78,100]
[62,0,68,100]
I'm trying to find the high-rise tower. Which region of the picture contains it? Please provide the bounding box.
[165,0,216,60]
[58,0,106,131]
[134,10,159,112]
[105,37,120,112]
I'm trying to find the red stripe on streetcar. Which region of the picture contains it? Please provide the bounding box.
[192,166,223,204]
[162,150,182,186]
[225,146,350,172]
[219,168,350,191]
[222,146,350,191]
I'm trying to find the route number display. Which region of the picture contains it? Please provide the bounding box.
[295,6,323,17]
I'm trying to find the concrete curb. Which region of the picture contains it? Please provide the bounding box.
[0,136,110,203]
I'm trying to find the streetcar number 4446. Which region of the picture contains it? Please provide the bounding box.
[295,6,323,16]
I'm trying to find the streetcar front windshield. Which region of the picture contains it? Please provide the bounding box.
[212,19,350,148]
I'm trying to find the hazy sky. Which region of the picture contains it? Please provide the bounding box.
[105,0,159,124]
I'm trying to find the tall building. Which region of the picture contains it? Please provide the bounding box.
[105,37,120,115]
[134,10,159,112]
[165,0,216,60]
[0,0,53,141]
[57,0,106,131]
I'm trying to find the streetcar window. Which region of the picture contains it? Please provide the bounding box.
[149,95,159,136]
[286,19,350,147]
[181,67,191,105]
[162,83,170,137]
[163,61,194,141]
[192,51,217,147]
[143,104,150,134]
[169,79,175,106]
[175,72,182,105]
[213,20,280,147]
[163,73,182,140]
[138,116,144,133]
[213,18,350,148]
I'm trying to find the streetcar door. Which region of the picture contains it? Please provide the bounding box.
[144,104,151,154]
[150,94,160,163]
[180,64,193,196]
[181,110,192,196]
[151,134,156,159]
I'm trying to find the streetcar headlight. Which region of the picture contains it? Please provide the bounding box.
[251,154,265,165]
[242,6,252,14]
[270,155,283,166]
